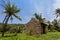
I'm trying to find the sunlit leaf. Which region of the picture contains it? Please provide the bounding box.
[13,14,22,21]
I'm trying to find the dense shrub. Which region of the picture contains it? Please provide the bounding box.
[0,23,25,33]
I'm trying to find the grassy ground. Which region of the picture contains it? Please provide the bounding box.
[0,32,60,40]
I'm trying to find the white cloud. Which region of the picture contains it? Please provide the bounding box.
[53,0,60,9]
[29,0,43,14]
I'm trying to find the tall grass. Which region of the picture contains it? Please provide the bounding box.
[0,32,60,40]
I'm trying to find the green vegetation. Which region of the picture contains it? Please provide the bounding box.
[0,32,60,40]
[1,0,22,36]
[0,23,25,33]
[0,0,60,40]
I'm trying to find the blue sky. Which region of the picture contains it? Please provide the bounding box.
[0,0,59,24]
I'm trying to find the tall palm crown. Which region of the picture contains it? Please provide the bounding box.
[34,13,45,23]
[34,13,42,21]
[55,8,60,18]
[1,0,22,23]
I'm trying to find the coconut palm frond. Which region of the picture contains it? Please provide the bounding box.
[34,13,40,19]
[14,8,20,13]
[5,3,11,11]
[13,14,22,21]
[55,8,60,18]
[34,13,42,21]
[2,10,7,13]
[11,3,15,10]
[56,8,60,14]
[34,13,47,24]
[2,0,21,21]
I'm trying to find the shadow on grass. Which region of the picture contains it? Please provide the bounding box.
[0,34,17,38]
[4,35,16,37]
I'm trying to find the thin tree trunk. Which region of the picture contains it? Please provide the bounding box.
[2,16,10,37]
[3,15,7,23]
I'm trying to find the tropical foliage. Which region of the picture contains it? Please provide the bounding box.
[55,8,60,18]
[0,0,22,36]
[34,13,46,23]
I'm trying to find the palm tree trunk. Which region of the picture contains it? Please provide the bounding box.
[2,16,10,37]
[3,15,7,23]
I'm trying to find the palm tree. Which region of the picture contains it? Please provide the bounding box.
[34,13,42,22]
[34,13,45,23]
[55,8,60,18]
[0,0,22,36]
